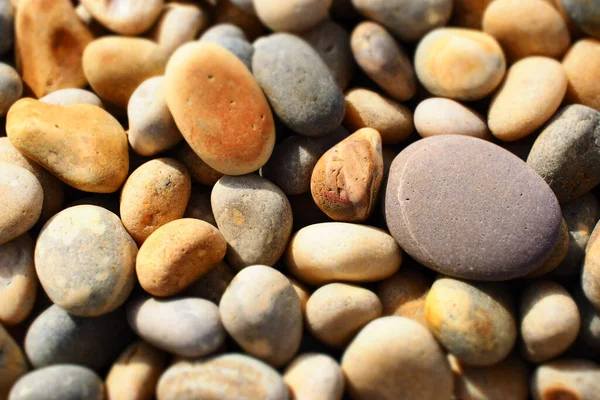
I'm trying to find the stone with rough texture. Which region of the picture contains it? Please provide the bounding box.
[284,354,344,400]
[414,97,491,140]
[39,88,103,108]
[148,2,209,56]
[254,0,332,32]
[531,359,600,400]
[0,63,22,117]
[563,38,600,113]
[560,0,600,39]
[376,267,431,325]
[0,0,13,55]
[385,135,562,281]
[80,0,163,35]
[0,324,28,399]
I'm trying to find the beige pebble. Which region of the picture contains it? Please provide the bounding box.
[172,142,223,186]
[254,0,332,32]
[0,324,28,399]
[582,221,600,310]
[562,38,600,112]
[531,359,600,400]
[148,2,209,56]
[376,267,431,325]
[489,57,567,142]
[214,0,266,40]
[284,353,344,400]
[39,88,103,108]
[80,0,164,35]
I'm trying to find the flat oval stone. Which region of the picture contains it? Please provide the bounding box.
[254,0,332,32]
[0,63,22,117]
[0,324,28,399]
[414,97,491,140]
[385,135,562,280]
[0,0,13,56]
[527,105,600,203]
[166,41,275,175]
[284,354,344,400]
[40,88,103,108]
[80,0,163,35]
[253,33,346,137]
[563,39,600,112]
[560,0,600,39]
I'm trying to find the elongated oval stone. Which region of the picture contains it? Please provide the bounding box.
[385,135,562,280]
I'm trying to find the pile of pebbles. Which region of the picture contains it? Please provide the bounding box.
[1,0,600,399]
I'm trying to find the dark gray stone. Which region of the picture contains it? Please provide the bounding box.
[561,0,600,39]
[0,0,13,56]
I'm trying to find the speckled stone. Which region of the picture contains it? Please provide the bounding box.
[253,33,346,137]
[385,135,562,280]
[560,0,600,39]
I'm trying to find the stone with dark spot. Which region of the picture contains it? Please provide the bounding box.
[385,135,562,281]
[527,105,600,204]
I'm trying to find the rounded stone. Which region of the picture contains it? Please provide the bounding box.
[172,142,223,186]
[0,325,28,399]
[0,0,13,55]
[24,305,132,371]
[311,128,383,222]
[527,218,570,277]
[351,0,453,42]
[8,365,104,400]
[0,163,43,245]
[385,135,562,281]
[306,283,382,348]
[376,267,431,325]
[489,57,567,142]
[527,105,600,203]
[181,261,233,304]
[157,354,289,400]
[219,265,303,367]
[560,0,600,39]
[288,277,310,315]
[39,88,103,108]
[35,205,137,317]
[127,295,225,358]
[520,280,580,363]
[414,97,491,140]
[414,28,506,101]
[166,41,275,175]
[286,222,402,285]
[120,158,191,244]
[344,88,414,144]
[350,22,417,102]
[80,0,163,35]
[128,76,183,157]
[184,187,217,226]
[214,0,266,40]
[283,354,344,400]
[425,278,517,366]
[482,0,571,62]
[136,219,227,297]
[254,0,332,32]
[341,316,454,400]
[0,63,22,117]
[563,39,600,112]
[199,36,254,70]
[211,175,293,270]
[582,221,600,310]
[105,341,166,400]
[531,359,600,400]
[200,23,247,42]
[0,234,37,325]
[577,290,600,349]
[451,0,493,29]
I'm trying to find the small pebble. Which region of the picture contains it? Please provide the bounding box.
[0,63,22,117]
[414,97,491,140]
[39,88,103,108]
[582,220,600,310]
[200,23,247,42]
[0,0,13,55]
[376,267,431,325]
[0,325,28,399]
[253,0,332,32]
[172,142,223,186]
[80,0,164,35]
[283,353,344,400]
[560,0,600,39]
[148,2,209,56]
[229,0,255,15]
[531,359,600,400]
[562,38,600,112]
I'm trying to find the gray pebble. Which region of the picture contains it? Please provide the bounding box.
[560,0,600,39]
[184,187,217,226]
[0,63,22,117]
[39,88,104,108]
[0,0,13,55]
[202,36,254,70]
[200,23,247,42]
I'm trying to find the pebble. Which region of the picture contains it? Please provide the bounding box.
[527,218,570,277]
[80,0,163,35]
[583,221,600,310]
[562,38,600,112]
[385,135,562,280]
[425,277,517,366]
[127,77,183,156]
[283,353,344,400]
[560,0,600,39]
[253,0,332,32]
[306,283,382,348]
[531,359,600,400]
[288,277,310,315]
[120,158,191,244]
[24,305,132,371]
[200,23,247,42]
[527,105,600,203]
[8,365,104,400]
[6,98,129,193]
[202,37,254,71]
[344,88,414,144]
[0,63,21,117]
[0,0,13,55]
[376,267,431,325]
[286,222,402,285]
[181,261,233,304]
[341,316,454,400]
[105,341,166,400]
[311,128,383,222]
[83,37,168,109]
[482,0,570,62]
[211,175,293,270]
[351,0,453,42]
[166,41,275,175]
[451,0,493,29]
[157,354,289,400]
[39,88,103,108]
[127,295,225,358]
[0,235,37,325]
[350,22,417,102]
[172,142,223,186]
[148,2,209,56]
[184,187,217,226]
[0,325,28,399]
[253,33,345,137]
[136,219,226,297]
[414,97,491,140]
[14,0,93,98]
[489,57,567,142]
[0,163,43,245]
[414,28,506,101]
[219,265,302,367]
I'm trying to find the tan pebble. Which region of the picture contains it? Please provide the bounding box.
[254,0,332,32]
[0,324,28,399]
[6,98,129,193]
[106,341,166,400]
[528,218,570,277]
[15,0,93,98]
[136,219,227,297]
[288,277,310,315]
[342,316,454,400]
[0,63,22,117]
[40,88,104,108]
[148,2,209,56]
[582,222,600,310]
[219,265,303,367]
[350,22,417,102]
[531,359,600,400]
[376,267,431,325]
[0,234,36,326]
[344,88,414,144]
[451,0,493,29]
[284,353,344,400]
[120,158,191,244]
[214,0,266,40]
[166,42,275,175]
[311,128,383,222]
[414,28,506,101]
[563,38,600,112]
[414,97,492,140]
[83,37,168,109]
[306,283,382,348]
[172,142,223,186]
[80,0,163,35]
[184,187,217,226]
[286,222,402,285]
[181,261,234,304]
